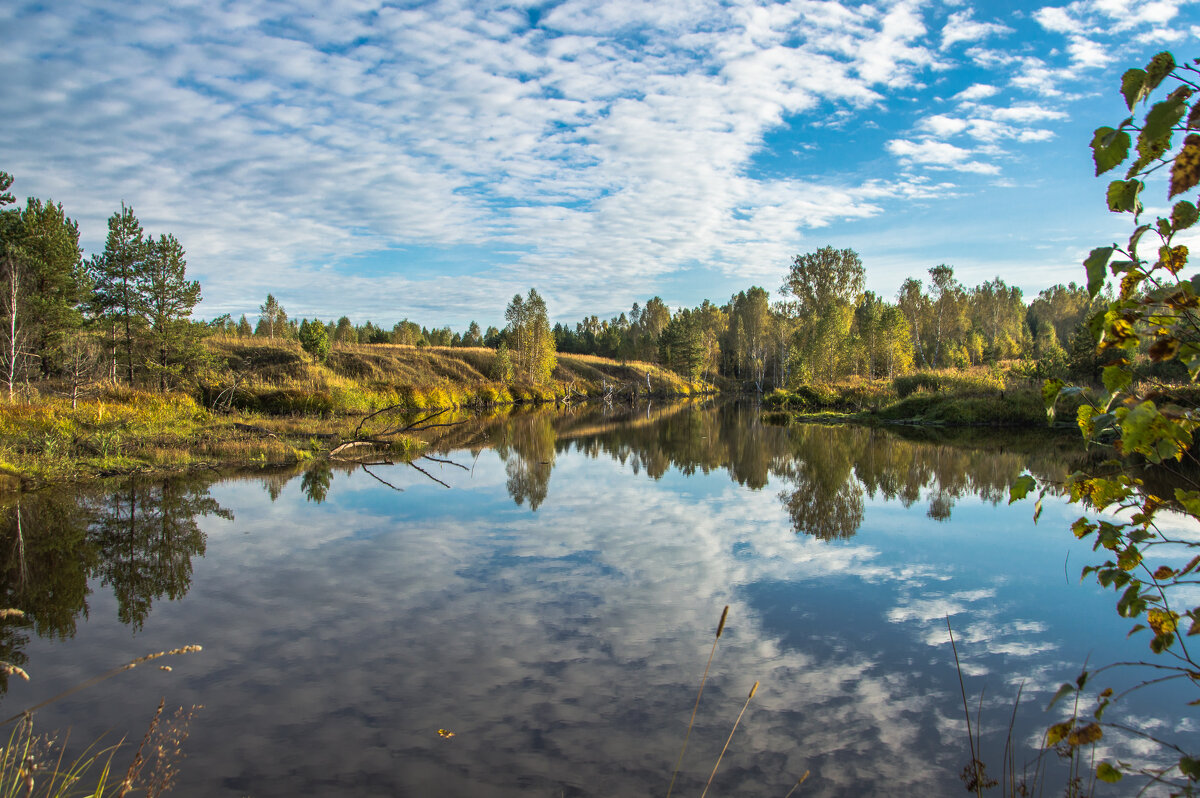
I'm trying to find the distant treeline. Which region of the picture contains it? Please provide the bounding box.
[223,247,1113,389]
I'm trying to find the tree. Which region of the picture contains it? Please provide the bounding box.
[463,321,482,347]
[333,316,357,344]
[391,319,422,346]
[503,289,556,384]
[658,309,704,380]
[927,265,967,369]
[970,277,1029,361]
[896,277,931,369]
[778,247,865,383]
[143,234,202,391]
[257,294,286,339]
[0,234,28,401]
[11,198,85,376]
[91,204,148,385]
[725,288,771,390]
[782,246,864,312]
[299,318,330,362]
[634,296,670,361]
[59,331,100,409]
[236,315,252,337]
[492,340,514,382]
[1026,282,1101,352]
[851,291,887,378]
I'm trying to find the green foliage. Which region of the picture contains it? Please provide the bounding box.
[503,289,556,384]
[1032,50,1200,793]
[298,318,330,363]
[492,341,514,382]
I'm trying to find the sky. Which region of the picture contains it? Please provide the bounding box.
[4,0,1200,330]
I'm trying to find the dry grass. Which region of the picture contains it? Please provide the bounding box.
[203,337,708,415]
[0,338,707,484]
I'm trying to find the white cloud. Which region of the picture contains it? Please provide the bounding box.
[2,0,1191,323]
[921,114,971,136]
[953,83,1001,102]
[4,0,972,322]
[1033,6,1085,34]
[940,9,1013,50]
[985,104,1069,123]
[888,138,1001,174]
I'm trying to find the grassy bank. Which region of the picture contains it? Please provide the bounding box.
[0,387,355,488]
[0,339,711,487]
[200,337,709,415]
[762,367,1096,428]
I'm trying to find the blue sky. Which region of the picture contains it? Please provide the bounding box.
[4,0,1199,329]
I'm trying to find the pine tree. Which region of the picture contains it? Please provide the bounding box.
[143,234,202,391]
[13,198,85,376]
[299,318,330,362]
[91,204,148,384]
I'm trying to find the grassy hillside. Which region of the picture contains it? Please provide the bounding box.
[202,337,710,415]
[0,339,711,486]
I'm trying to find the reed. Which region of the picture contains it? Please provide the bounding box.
[666,605,728,798]
[699,680,758,798]
[781,771,810,798]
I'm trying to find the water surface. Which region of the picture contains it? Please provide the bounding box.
[0,401,1191,797]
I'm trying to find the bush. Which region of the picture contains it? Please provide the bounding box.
[893,373,942,397]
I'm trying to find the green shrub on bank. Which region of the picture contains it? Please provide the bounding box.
[893,369,1006,398]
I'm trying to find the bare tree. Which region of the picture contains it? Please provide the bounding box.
[59,332,99,409]
[0,248,30,402]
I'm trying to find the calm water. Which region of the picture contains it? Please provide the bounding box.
[0,401,1194,797]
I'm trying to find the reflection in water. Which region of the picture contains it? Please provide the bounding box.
[421,402,1080,539]
[4,402,1148,798]
[0,475,229,692]
[493,411,556,511]
[0,403,1083,690]
[300,461,333,504]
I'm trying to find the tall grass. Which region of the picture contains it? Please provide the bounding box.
[0,620,201,798]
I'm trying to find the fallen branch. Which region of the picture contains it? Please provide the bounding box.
[354,406,455,440]
[421,454,468,470]
[329,440,378,458]
[361,465,404,492]
[407,460,451,488]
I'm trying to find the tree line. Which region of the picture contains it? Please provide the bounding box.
[551,246,1109,388]
[238,249,1110,392]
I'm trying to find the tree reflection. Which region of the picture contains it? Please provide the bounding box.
[776,426,864,541]
[0,492,96,693]
[91,476,229,629]
[301,461,333,504]
[0,474,231,693]
[451,402,1082,539]
[494,411,556,511]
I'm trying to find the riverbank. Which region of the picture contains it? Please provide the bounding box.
[0,339,712,488]
[201,337,710,413]
[762,368,1099,428]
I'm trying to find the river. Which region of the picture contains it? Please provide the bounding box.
[0,400,1192,796]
